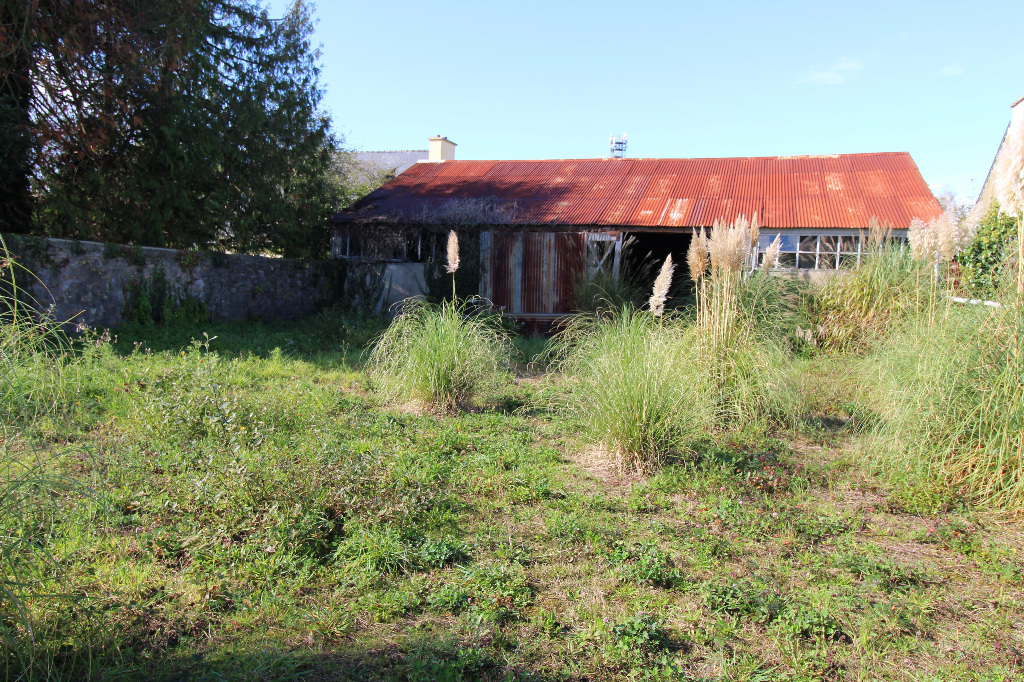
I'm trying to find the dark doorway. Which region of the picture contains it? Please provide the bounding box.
[624,231,694,297]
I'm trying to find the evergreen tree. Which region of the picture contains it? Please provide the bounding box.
[0,0,341,257]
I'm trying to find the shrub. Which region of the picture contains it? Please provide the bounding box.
[959,203,1019,296]
[365,299,512,414]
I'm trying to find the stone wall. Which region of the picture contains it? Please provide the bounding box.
[2,236,344,327]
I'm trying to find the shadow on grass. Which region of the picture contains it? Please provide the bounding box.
[54,635,568,681]
[103,310,388,366]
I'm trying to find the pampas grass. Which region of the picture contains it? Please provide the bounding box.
[862,302,1024,511]
[761,235,781,273]
[446,230,460,300]
[993,113,1024,292]
[908,206,976,268]
[548,308,701,472]
[687,228,710,282]
[366,298,511,414]
[648,255,675,317]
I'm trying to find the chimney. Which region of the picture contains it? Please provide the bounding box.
[428,135,457,161]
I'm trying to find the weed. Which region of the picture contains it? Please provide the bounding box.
[417,536,471,568]
[837,555,929,593]
[612,613,670,653]
[604,541,682,588]
[335,525,414,576]
[704,580,789,624]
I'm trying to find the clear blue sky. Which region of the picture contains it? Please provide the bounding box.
[269,0,1023,200]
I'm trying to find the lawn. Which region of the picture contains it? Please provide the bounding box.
[4,309,1023,681]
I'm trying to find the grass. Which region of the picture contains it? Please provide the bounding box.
[3,244,1024,679]
[365,299,513,414]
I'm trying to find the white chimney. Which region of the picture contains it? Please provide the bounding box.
[428,135,457,161]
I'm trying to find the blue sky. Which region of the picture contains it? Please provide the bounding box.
[270,0,1023,199]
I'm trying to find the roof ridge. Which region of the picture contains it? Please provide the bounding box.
[419,152,910,163]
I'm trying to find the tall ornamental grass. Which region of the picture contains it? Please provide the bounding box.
[1,243,87,678]
[863,302,1024,511]
[548,307,700,472]
[551,218,801,472]
[688,216,801,428]
[811,220,932,352]
[366,299,513,414]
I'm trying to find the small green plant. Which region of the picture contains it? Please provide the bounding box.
[776,605,847,642]
[603,541,681,588]
[366,298,513,414]
[334,525,413,575]
[417,537,470,568]
[704,580,788,624]
[838,555,929,593]
[611,613,670,653]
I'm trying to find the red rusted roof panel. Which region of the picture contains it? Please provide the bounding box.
[333,152,941,228]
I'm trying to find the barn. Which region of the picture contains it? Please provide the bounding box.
[330,151,942,326]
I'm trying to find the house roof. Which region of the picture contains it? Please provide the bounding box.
[331,152,941,229]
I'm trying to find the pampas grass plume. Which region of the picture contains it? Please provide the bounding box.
[761,235,781,273]
[908,217,930,262]
[446,230,460,274]
[708,218,747,276]
[687,229,710,281]
[649,254,675,317]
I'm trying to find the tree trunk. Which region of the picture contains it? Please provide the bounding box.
[0,1,35,233]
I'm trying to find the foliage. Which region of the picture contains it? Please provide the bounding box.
[861,302,1024,510]
[123,261,210,326]
[2,0,343,257]
[958,203,1020,296]
[366,298,513,414]
[812,238,930,352]
[548,307,702,471]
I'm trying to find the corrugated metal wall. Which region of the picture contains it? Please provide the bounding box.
[481,230,585,316]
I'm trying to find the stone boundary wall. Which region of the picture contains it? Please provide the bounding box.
[2,235,342,327]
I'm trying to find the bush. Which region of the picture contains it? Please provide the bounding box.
[959,203,1019,296]
[365,299,513,414]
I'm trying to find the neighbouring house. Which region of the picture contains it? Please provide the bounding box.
[977,91,1024,210]
[345,136,457,189]
[330,144,941,326]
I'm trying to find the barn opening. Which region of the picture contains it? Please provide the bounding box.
[624,230,694,291]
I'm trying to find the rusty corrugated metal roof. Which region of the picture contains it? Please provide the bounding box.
[331,152,941,228]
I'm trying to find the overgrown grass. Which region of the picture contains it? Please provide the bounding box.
[549,287,800,472]
[4,246,1024,680]
[811,240,931,352]
[548,307,701,471]
[1,244,89,679]
[861,301,1024,511]
[366,299,513,414]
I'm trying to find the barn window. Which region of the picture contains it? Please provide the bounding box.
[758,233,865,270]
